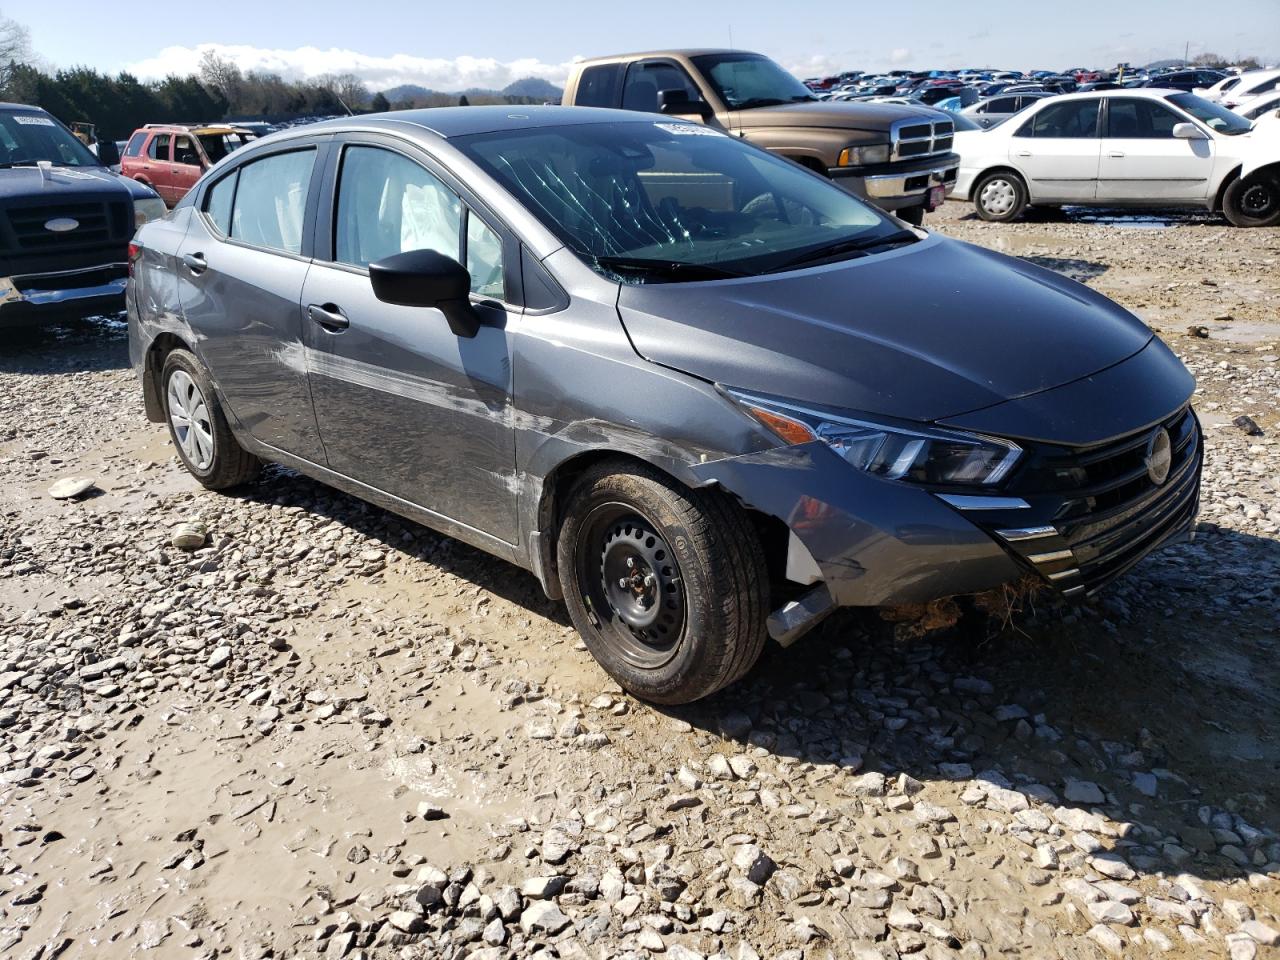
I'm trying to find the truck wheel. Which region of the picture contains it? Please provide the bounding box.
[973,171,1028,222]
[898,205,926,226]
[1222,172,1280,227]
[556,461,769,704]
[161,349,260,489]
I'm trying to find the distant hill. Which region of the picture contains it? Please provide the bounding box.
[378,78,563,105]
[503,77,562,100]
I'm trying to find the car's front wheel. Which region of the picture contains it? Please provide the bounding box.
[1222,171,1280,227]
[556,461,769,704]
[161,349,260,489]
[973,170,1028,222]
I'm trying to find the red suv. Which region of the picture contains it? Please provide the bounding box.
[120,124,257,206]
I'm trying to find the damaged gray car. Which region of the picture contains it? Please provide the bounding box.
[128,106,1201,704]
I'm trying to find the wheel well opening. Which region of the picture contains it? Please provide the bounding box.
[788,155,827,176]
[537,451,791,609]
[1214,165,1243,211]
[143,332,191,421]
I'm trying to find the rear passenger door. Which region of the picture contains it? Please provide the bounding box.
[147,133,173,203]
[1010,99,1102,201]
[299,136,519,542]
[176,142,328,463]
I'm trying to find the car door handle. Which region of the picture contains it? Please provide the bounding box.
[307,303,349,331]
[1015,150,1032,157]
[181,253,207,275]
[1109,150,1125,158]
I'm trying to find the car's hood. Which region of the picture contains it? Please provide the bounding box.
[734,99,947,132]
[0,164,154,203]
[616,234,1154,425]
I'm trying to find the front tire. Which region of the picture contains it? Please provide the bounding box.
[556,462,769,704]
[161,349,260,489]
[1222,172,1280,227]
[973,170,1028,222]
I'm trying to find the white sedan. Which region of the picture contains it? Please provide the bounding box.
[950,89,1280,226]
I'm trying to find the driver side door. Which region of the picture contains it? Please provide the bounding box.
[301,137,519,542]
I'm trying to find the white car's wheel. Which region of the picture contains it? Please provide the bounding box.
[973,171,1028,222]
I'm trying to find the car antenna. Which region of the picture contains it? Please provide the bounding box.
[337,97,355,117]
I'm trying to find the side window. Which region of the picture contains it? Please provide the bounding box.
[1016,100,1099,138]
[147,133,170,160]
[465,214,505,299]
[124,131,147,157]
[576,64,622,108]
[1106,99,1181,138]
[173,135,200,166]
[622,61,701,113]
[204,172,236,235]
[988,97,1017,112]
[335,145,461,269]
[230,149,315,254]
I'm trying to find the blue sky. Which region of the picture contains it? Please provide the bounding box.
[16,0,1280,90]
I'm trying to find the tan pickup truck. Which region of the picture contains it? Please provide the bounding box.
[562,49,959,224]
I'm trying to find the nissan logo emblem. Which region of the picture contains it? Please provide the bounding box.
[1145,428,1172,486]
[44,217,79,233]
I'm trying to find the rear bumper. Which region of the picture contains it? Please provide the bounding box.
[832,154,960,211]
[0,263,128,326]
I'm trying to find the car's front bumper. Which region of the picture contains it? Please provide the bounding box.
[832,153,960,211]
[692,406,1200,612]
[0,263,129,327]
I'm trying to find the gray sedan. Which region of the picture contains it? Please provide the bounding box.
[960,91,1056,128]
[128,106,1199,703]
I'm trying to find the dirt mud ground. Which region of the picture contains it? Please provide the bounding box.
[1,202,1278,960]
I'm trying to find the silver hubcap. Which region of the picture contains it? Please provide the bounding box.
[167,369,215,471]
[980,178,1017,216]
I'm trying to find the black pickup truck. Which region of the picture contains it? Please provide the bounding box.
[0,102,166,327]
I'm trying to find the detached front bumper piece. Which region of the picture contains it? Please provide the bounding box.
[0,263,129,326]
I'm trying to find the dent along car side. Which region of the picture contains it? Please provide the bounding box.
[129,106,1201,704]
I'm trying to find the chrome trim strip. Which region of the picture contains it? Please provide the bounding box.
[936,494,1030,510]
[1047,568,1080,582]
[995,525,1058,541]
[1025,548,1075,565]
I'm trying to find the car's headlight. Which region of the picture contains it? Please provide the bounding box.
[838,143,891,165]
[727,389,1021,486]
[134,196,167,228]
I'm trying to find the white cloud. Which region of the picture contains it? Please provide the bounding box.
[889,47,912,65]
[125,43,579,92]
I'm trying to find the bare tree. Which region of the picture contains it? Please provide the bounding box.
[0,11,34,93]
[316,72,369,113]
[198,50,243,101]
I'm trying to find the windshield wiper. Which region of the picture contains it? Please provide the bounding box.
[594,256,745,282]
[732,97,789,110]
[770,229,920,272]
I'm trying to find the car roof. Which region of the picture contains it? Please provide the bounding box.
[1049,88,1186,101]
[576,49,747,65]
[278,105,672,141]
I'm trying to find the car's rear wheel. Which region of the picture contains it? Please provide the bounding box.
[161,349,260,489]
[1222,171,1280,227]
[973,171,1028,222]
[556,461,769,704]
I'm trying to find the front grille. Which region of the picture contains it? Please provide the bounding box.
[4,201,130,252]
[990,407,1202,596]
[891,119,955,161]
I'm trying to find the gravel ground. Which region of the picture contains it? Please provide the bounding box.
[1,205,1278,960]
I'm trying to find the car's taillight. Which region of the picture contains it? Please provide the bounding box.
[127,242,141,277]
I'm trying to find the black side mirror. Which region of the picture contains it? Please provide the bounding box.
[658,89,712,119]
[368,249,480,338]
[96,139,120,166]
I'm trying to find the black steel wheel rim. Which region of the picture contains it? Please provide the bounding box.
[577,503,686,669]
[1240,181,1276,217]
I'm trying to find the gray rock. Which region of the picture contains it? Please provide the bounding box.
[520,901,572,936]
[1063,778,1106,805]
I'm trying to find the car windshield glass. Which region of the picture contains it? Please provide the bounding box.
[690,53,816,109]
[0,112,100,167]
[457,120,903,283]
[1167,93,1253,135]
[460,119,901,281]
